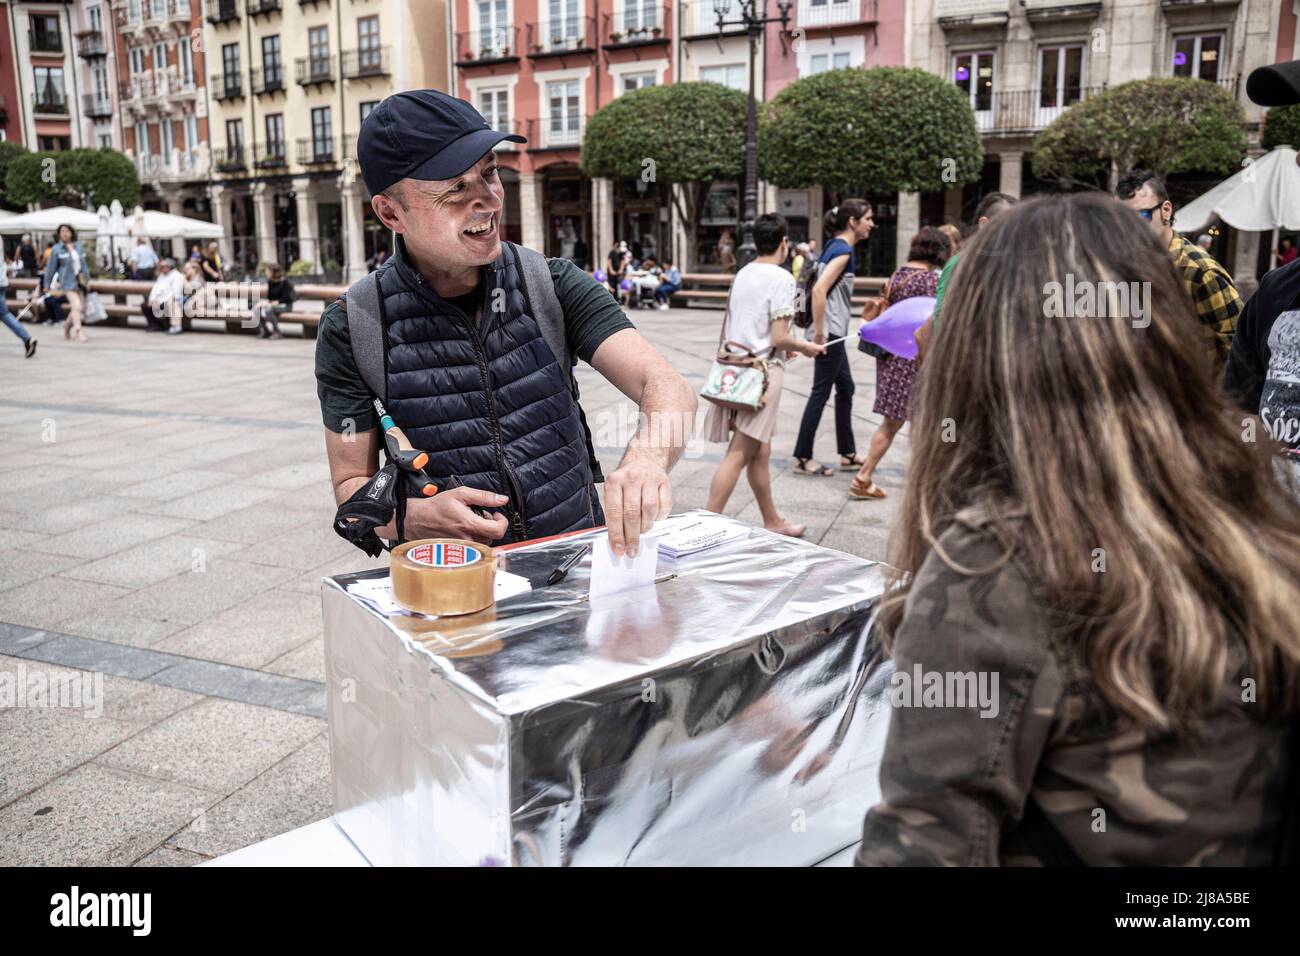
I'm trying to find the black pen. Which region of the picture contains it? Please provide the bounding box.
[547,544,590,585]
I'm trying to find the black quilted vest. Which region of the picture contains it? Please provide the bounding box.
[378,241,603,545]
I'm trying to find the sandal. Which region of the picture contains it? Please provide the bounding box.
[849,477,887,500]
[840,454,867,471]
[793,458,834,477]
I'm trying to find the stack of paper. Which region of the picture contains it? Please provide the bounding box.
[653,515,750,559]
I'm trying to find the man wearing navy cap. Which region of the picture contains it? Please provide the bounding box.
[1224,60,1300,488]
[316,90,697,555]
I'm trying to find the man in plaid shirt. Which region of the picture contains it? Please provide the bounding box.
[1117,169,1241,362]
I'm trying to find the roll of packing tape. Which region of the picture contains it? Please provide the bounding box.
[391,539,496,617]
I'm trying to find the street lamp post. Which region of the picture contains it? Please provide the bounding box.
[713,0,793,271]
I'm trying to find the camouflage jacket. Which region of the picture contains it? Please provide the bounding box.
[856,508,1292,866]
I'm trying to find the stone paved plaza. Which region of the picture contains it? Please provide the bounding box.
[0,308,909,866]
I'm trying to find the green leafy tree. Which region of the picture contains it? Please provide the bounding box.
[582,82,746,270]
[758,67,983,197]
[0,141,29,211]
[1031,78,1247,190]
[4,148,141,210]
[1262,104,1300,151]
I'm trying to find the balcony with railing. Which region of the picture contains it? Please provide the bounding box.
[340,46,390,79]
[211,71,244,100]
[76,30,107,58]
[214,145,247,173]
[296,137,337,165]
[526,116,584,150]
[31,90,69,116]
[295,54,335,86]
[454,28,519,66]
[205,0,241,25]
[247,0,281,17]
[82,92,114,119]
[254,141,288,169]
[971,85,1104,134]
[250,65,285,95]
[526,19,596,57]
[796,0,872,29]
[602,6,668,48]
[28,29,63,54]
[136,147,209,182]
[679,1,748,39]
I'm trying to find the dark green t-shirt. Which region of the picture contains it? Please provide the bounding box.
[315,257,634,433]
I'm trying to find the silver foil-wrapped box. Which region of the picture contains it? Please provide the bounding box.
[322,511,892,866]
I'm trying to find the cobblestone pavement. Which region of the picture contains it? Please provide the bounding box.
[0,308,908,865]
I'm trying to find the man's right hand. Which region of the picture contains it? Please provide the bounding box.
[401,486,510,543]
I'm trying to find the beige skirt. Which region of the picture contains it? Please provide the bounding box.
[701,360,785,445]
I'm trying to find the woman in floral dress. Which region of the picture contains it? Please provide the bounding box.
[850,227,951,500]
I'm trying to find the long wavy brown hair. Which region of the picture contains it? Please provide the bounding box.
[879,192,1300,729]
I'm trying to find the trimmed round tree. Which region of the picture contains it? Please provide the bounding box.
[4,147,141,211]
[1031,77,1247,190]
[1262,104,1300,151]
[758,67,983,196]
[581,81,746,270]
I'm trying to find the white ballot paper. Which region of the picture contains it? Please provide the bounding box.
[346,570,531,617]
[589,532,661,600]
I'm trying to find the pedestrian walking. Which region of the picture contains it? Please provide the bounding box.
[850,226,950,500]
[702,214,825,537]
[716,228,736,273]
[42,224,91,343]
[0,249,36,357]
[606,240,630,297]
[17,234,37,278]
[857,193,1300,866]
[791,198,874,477]
[915,192,1017,360]
[128,237,159,280]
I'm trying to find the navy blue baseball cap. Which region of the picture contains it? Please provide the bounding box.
[357,90,526,196]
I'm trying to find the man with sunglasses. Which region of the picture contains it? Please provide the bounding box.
[1116,169,1241,363]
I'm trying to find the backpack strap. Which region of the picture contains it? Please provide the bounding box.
[511,241,604,483]
[344,269,386,403]
[513,243,572,386]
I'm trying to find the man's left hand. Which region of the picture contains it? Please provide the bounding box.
[603,452,672,558]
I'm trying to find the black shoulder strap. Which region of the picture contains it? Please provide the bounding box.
[345,270,386,403]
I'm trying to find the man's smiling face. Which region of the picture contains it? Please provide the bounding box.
[372,151,506,272]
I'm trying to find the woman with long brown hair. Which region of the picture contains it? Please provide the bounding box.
[857,193,1300,866]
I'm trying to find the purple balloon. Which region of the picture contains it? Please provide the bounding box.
[858,296,935,360]
[593,268,607,282]
[619,278,634,291]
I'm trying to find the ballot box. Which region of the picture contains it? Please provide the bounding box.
[321,511,893,867]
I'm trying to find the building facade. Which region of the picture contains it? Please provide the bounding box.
[908,0,1280,282]
[451,0,907,272]
[0,3,22,143]
[203,0,449,280]
[74,0,117,151]
[8,0,83,150]
[111,0,210,241]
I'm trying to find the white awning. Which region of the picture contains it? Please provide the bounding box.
[1172,147,1300,233]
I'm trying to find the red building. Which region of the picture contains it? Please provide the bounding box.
[450,0,904,270]
[0,2,21,144]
